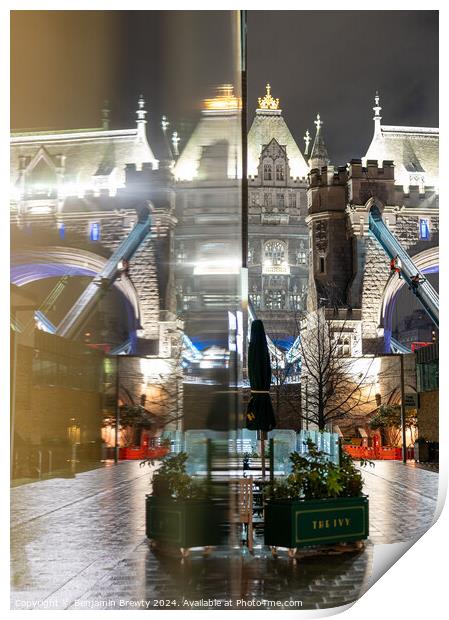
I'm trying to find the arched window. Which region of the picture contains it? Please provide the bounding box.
[265,290,285,310]
[336,336,351,357]
[263,163,272,180]
[265,241,285,266]
[275,163,285,181]
[263,240,289,274]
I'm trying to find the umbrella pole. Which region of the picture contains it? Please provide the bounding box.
[261,431,266,480]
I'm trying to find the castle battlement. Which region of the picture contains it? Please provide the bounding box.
[393,184,439,209]
[348,158,395,180]
[308,165,348,188]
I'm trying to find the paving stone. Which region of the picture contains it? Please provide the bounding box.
[10,460,439,610]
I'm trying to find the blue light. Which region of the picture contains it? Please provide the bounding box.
[58,223,65,239]
[90,222,100,241]
[419,218,430,240]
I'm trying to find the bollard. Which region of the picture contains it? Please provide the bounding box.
[37,450,42,479]
[71,443,77,474]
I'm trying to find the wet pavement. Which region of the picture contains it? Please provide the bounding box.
[10,460,439,610]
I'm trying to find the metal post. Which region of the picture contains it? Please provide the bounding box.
[37,450,42,479]
[11,323,18,477]
[71,443,77,474]
[240,9,248,269]
[260,431,266,480]
[269,438,274,483]
[115,356,120,464]
[400,354,407,463]
[305,380,309,430]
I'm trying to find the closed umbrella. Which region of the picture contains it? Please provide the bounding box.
[246,319,276,478]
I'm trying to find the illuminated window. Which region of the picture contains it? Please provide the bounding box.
[263,240,289,274]
[265,241,285,266]
[419,218,430,240]
[90,222,100,241]
[291,294,302,310]
[297,251,306,265]
[265,289,285,310]
[275,163,285,180]
[263,163,272,180]
[249,293,261,309]
[336,336,351,357]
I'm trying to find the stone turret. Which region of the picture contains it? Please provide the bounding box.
[309,114,330,171]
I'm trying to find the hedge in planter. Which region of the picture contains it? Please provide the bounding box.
[143,453,226,554]
[264,441,370,552]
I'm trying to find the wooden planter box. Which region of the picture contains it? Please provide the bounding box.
[265,496,369,550]
[145,496,226,552]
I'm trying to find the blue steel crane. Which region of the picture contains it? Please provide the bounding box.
[368,205,439,328]
[55,206,151,340]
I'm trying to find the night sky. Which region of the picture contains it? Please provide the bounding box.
[11,10,438,165]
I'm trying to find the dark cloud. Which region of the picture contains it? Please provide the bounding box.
[247,11,438,163]
[11,10,438,164]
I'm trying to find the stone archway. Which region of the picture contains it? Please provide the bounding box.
[378,246,439,351]
[11,246,142,337]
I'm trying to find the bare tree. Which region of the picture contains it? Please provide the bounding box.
[299,307,377,431]
[266,310,305,430]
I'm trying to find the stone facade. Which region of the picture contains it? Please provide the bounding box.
[307,159,439,355]
[247,89,309,336]
[10,103,178,356]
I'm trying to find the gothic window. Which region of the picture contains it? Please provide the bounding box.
[263,240,288,274]
[265,241,285,266]
[263,193,271,207]
[336,336,351,357]
[315,220,328,253]
[297,250,306,265]
[265,290,285,310]
[251,193,258,206]
[289,194,297,208]
[264,163,272,181]
[249,292,261,309]
[275,163,285,181]
[419,218,430,240]
[26,157,57,198]
[90,222,101,241]
[277,193,285,211]
[291,294,302,310]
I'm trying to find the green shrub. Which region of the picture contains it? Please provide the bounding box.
[265,439,371,501]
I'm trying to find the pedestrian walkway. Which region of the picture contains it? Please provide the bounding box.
[10,460,439,610]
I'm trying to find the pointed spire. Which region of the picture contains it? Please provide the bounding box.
[309,113,330,170]
[101,100,110,130]
[373,90,382,134]
[161,115,169,133]
[136,94,147,138]
[303,129,311,156]
[171,131,180,157]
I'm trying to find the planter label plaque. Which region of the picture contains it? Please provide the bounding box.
[295,505,366,543]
